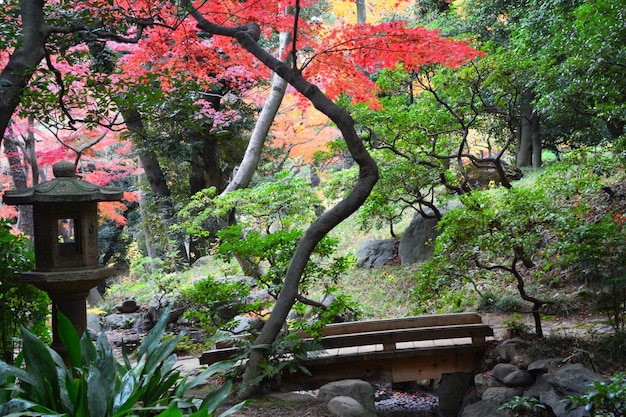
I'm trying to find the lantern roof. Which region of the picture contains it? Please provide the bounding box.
[2,161,124,205]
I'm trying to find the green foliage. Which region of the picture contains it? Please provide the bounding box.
[502,316,532,339]
[418,154,626,328]
[499,396,552,417]
[0,219,49,363]
[178,170,359,367]
[178,171,323,239]
[182,275,270,335]
[215,331,324,393]
[565,372,626,417]
[0,309,245,417]
[251,332,323,389]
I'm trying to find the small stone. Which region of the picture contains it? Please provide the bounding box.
[492,363,519,383]
[114,298,140,313]
[327,396,368,417]
[502,369,534,387]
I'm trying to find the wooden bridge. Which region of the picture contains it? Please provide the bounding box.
[200,312,494,391]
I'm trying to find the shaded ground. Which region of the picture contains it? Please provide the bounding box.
[214,387,439,417]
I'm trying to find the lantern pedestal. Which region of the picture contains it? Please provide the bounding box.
[23,265,117,353]
[3,161,123,360]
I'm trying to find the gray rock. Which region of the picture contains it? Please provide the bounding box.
[474,372,504,398]
[398,213,439,264]
[495,338,532,364]
[267,392,317,404]
[191,255,212,268]
[481,387,523,403]
[355,239,396,268]
[461,399,508,417]
[531,377,589,417]
[86,312,102,340]
[318,379,376,417]
[543,363,604,397]
[230,315,264,334]
[438,372,473,417]
[503,369,534,387]
[147,294,185,324]
[103,313,143,330]
[214,275,257,286]
[87,287,103,305]
[114,298,140,313]
[527,358,566,375]
[492,363,519,383]
[398,201,462,265]
[524,374,554,399]
[327,396,369,417]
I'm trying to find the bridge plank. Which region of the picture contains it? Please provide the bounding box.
[199,312,494,391]
[313,312,483,337]
[316,323,493,350]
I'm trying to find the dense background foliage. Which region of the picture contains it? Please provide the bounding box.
[0,220,48,364]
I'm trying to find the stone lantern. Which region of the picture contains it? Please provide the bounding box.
[2,160,123,355]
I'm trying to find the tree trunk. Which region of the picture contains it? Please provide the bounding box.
[0,0,47,140]
[2,131,33,236]
[531,113,541,168]
[222,30,291,194]
[122,108,189,266]
[516,90,541,168]
[189,15,379,397]
[190,135,222,194]
[356,0,366,24]
[138,191,158,272]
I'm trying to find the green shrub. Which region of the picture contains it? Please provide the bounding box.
[417,155,626,332]
[0,219,49,363]
[225,332,324,393]
[499,396,554,416]
[178,171,360,337]
[565,372,626,417]
[0,309,245,416]
[502,316,532,338]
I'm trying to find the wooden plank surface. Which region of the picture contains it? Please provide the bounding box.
[200,312,494,378]
[316,323,493,350]
[279,346,486,391]
[312,312,484,337]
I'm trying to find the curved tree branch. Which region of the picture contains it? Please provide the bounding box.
[474,254,553,337]
[190,8,378,397]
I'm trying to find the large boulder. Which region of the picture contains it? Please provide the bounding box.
[542,363,605,397]
[318,379,376,417]
[461,400,508,417]
[147,294,186,324]
[459,345,603,417]
[492,363,534,387]
[398,213,440,265]
[103,313,143,330]
[355,239,397,268]
[438,372,474,417]
[398,201,462,265]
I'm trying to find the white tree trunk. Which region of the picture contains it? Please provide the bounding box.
[222,30,291,194]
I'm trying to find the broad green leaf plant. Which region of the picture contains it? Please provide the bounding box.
[0,219,49,363]
[0,309,245,417]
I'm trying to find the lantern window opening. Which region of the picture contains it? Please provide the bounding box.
[58,218,75,243]
[57,217,81,256]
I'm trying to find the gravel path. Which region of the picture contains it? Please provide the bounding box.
[375,386,439,417]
